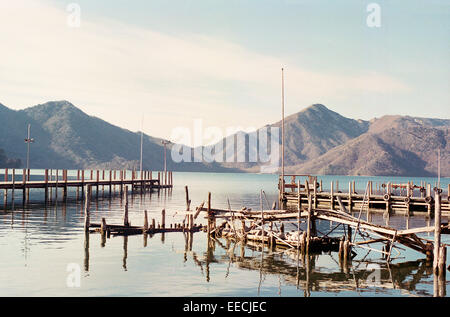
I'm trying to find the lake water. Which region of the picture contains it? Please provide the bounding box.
[0,171,449,297]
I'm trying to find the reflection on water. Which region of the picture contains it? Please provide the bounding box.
[0,172,449,296]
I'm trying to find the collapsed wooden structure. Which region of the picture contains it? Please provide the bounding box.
[200,177,448,282]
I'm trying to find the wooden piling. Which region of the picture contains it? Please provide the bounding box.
[185,186,191,211]
[207,192,212,235]
[433,190,441,274]
[161,209,166,229]
[313,177,317,209]
[3,168,7,203]
[124,185,129,227]
[305,179,311,252]
[101,217,107,235]
[144,210,149,231]
[84,185,91,232]
[330,181,334,210]
[348,182,352,212]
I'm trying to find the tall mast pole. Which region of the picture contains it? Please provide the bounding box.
[26,124,31,171]
[164,143,167,174]
[140,116,144,173]
[437,148,440,189]
[281,68,285,195]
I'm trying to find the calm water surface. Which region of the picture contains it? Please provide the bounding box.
[0,171,449,296]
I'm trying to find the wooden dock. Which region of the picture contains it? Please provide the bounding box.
[279,174,450,216]
[0,168,173,204]
[199,185,448,283]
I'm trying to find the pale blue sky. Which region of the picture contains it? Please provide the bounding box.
[1,0,449,143]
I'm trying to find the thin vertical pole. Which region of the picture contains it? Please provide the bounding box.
[140,116,144,173]
[281,67,285,195]
[26,124,31,171]
[437,149,440,190]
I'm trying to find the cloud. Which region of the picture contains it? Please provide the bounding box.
[0,0,409,143]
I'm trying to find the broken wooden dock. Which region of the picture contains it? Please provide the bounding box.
[198,183,448,283]
[82,184,204,239]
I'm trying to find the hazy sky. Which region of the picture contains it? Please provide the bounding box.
[1,0,449,144]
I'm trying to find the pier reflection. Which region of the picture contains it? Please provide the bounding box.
[188,236,446,297]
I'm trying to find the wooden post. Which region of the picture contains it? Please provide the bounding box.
[55,169,59,200]
[96,170,99,198]
[101,217,107,235]
[84,185,91,232]
[438,246,446,279]
[11,169,15,203]
[313,177,317,209]
[44,169,48,201]
[151,218,156,230]
[330,181,334,210]
[319,179,323,192]
[63,170,68,200]
[22,169,26,202]
[3,168,8,203]
[343,240,350,262]
[109,170,112,196]
[348,182,352,212]
[185,186,191,211]
[427,183,432,215]
[305,179,311,252]
[120,170,124,195]
[433,190,441,274]
[124,185,129,227]
[144,210,149,231]
[207,192,212,236]
[161,209,166,229]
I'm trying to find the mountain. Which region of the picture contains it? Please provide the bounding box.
[0,100,448,176]
[286,115,449,176]
[270,104,369,165]
[198,104,369,170]
[0,101,236,172]
[203,104,449,177]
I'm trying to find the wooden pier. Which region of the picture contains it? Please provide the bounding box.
[199,184,448,286]
[0,168,173,204]
[279,174,450,216]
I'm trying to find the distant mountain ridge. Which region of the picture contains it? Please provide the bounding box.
[205,103,449,176]
[0,100,234,172]
[0,100,448,176]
